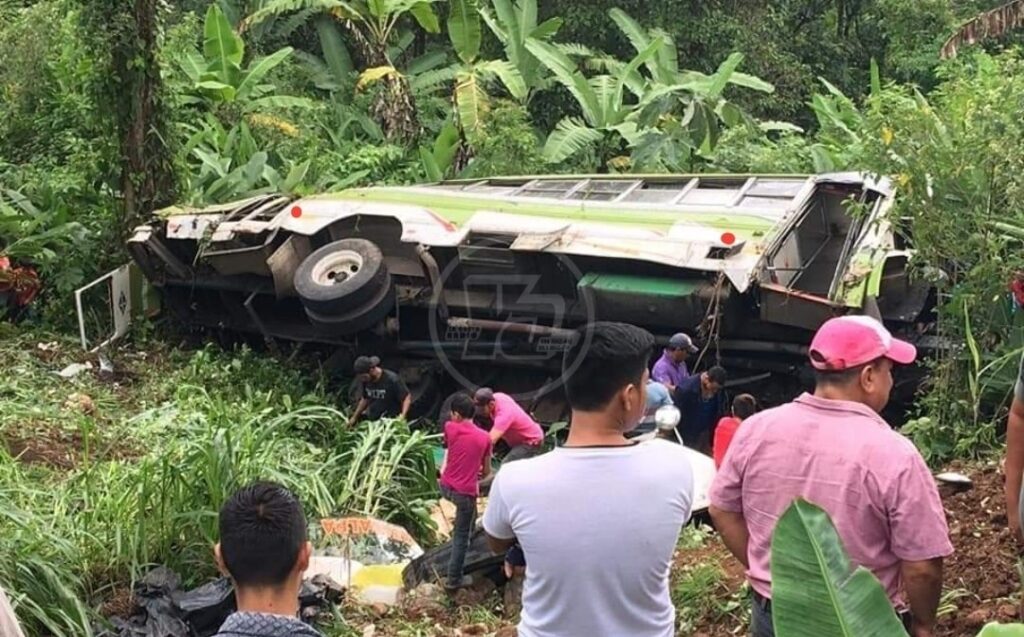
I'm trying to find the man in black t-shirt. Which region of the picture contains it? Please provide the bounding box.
[347,356,411,426]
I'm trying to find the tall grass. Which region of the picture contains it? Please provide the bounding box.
[0,334,439,632]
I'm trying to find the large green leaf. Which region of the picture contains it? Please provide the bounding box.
[204,5,244,67]
[237,47,295,100]
[771,499,907,637]
[407,49,449,75]
[608,8,657,77]
[516,0,536,34]
[706,52,743,99]
[410,65,459,92]
[977,624,1024,636]
[530,16,561,40]
[448,0,481,64]
[454,70,489,141]
[180,51,206,84]
[431,117,461,170]
[542,117,603,163]
[204,4,245,87]
[419,146,443,181]
[242,0,356,31]
[315,15,354,84]
[480,5,509,44]
[478,59,527,100]
[612,36,662,118]
[408,0,441,33]
[525,39,599,125]
[728,71,774,93]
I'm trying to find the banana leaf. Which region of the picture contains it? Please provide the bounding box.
[770,498,906,636]
[977,624,1024,636]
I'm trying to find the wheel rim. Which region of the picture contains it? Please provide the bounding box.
[310,250,364,286]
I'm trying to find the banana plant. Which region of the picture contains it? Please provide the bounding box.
[772,498,1024,637]
[479,0,563,103]
[525,37,662,165]
[244,0,442,142]
[606,9,774,170]
[180,5,312,111]
[770,498,907,636]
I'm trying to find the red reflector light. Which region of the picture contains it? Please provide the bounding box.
[290,206,302,218]
[721,232,736,246]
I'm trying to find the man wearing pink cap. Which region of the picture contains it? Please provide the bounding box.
[709,316,952,637]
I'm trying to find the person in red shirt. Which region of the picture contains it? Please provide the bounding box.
[439,393,493,590]
[712,394,758,468]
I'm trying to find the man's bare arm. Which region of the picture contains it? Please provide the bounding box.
[400,393,411,419]
[1006,397,1024,542]
[902,557,943,637]
[709,505,750,569]
[348,398,368,426]
[488,426,504,445]
[480,448,492,478]
[486,533,516,555]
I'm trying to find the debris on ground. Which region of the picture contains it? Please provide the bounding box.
[64,392,96,415]
[57,361,93,378]
[98,566,343,637]
[317,517,424,606]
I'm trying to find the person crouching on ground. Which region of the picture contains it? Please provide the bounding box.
[438,392,492,591]
[212,481,322,637]
[347,356,410,426]
[709,316,953,637]
[712,393,757,468]
[473,387,544,465]
[482,322,694,637]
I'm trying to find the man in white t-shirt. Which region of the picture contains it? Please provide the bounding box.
[483,321,695,637]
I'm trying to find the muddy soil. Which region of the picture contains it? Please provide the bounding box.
[936,461,1021,636]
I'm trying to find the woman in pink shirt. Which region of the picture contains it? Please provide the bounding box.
[439,393,492,590]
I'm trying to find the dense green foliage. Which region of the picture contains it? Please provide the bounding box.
[0,0,1022,455]
[7,0,1024,629]
[0,328,437,635]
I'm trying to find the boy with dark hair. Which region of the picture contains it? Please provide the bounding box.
[483,322,694,637]
[712,394,758,468]
[213,482,321,637]
[438,393,492,591]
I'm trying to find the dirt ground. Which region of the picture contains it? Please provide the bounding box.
[936,461,1021,636]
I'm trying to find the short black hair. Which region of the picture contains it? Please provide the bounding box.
[219,481,307,588]
[563,322,655,411]
[732,394,757,419]
[707,366,727,385]
[813,359,876,387]
[450,393,476,419]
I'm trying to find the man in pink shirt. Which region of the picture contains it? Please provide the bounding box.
[474,387,544,466]
[710,316,952,637]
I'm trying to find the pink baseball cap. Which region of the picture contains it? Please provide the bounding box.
[808,316,917,371]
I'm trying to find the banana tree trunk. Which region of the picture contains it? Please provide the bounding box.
[344,21,421,143]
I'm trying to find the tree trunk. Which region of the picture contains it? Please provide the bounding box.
[80,0,176,236]
[120,0,175,231]
[344,20,421,143]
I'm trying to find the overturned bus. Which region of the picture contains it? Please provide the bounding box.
[126,173,934,421]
